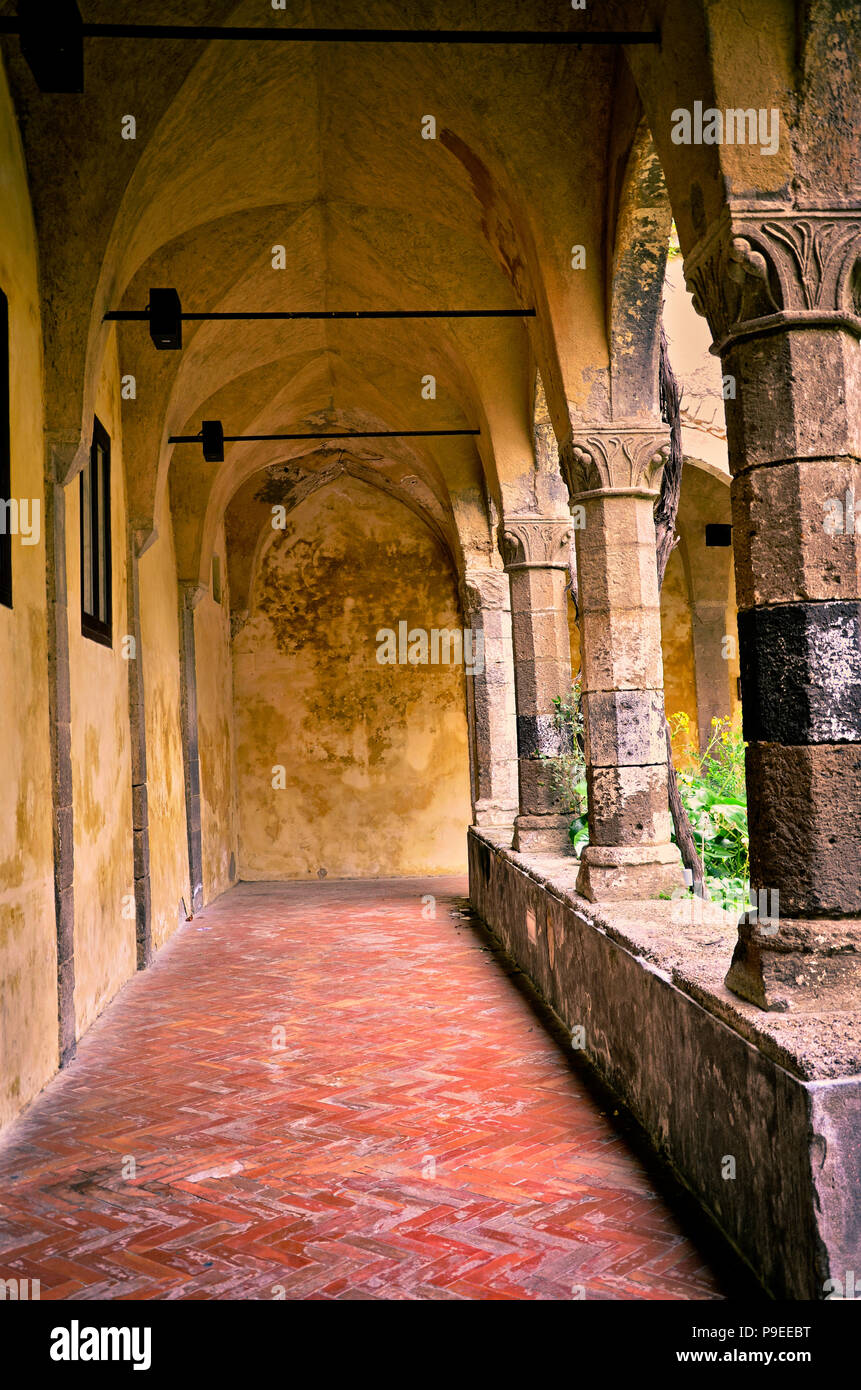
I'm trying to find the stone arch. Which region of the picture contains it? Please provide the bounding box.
[608,118,673,420]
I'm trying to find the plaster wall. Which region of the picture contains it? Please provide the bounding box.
[0,62,58,1129]
[233,477,471,879]
[67,340,136,1039]
[138,490,190,947]
[661,545,698,749]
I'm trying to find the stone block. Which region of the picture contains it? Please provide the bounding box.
[580,608,664,692]
[508,567,564,615]
[583,689,667,766]
[577,493,658,552]
[587,763,672,845]
[746,742,861,916]
[731,459,861,607]
[518,755,566,816]
[511,609,569,662]
[725,327,861,469]
[516,713,572,760]
[575,841,684,899]
[578,541,661,614]
[725,915,861,1013]
[738,601,861,743]
[513,813,573,852]
[513,658,570,711]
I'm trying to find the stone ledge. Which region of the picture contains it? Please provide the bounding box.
[474,825,861,1082]
[468,826,861,1300]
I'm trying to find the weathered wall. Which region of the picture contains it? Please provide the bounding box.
[66,338,136,1038]
[233,477,472,879]
[0,60,58,1130]
[661,543,698,756]
[194,520,238,903]
[138,489,190,948]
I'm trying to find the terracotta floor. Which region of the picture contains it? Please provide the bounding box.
[0,878,728,1300]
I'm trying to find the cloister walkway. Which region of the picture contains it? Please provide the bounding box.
[0,879,732,1300]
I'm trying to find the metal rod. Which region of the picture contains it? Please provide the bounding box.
[169,429,480,444]
[0,20,660,45]
[105,308,535,322]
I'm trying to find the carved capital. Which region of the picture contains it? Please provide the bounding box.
[561,423,670,499]
[684,207,861,352]
[500,517,573,571]
[460,568,511,616]
[180,580,208,612]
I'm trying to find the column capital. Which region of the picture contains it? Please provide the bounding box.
[683,205,861,355]
[179,579,208,611]
[500,516,572,572]
[459,567,510,616]
[560,422,670,500]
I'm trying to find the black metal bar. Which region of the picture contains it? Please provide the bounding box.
[0,19,660,45]
[105,308,535,322]
[169,429,480,443]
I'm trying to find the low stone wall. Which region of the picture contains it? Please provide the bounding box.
[468,826,861,1300]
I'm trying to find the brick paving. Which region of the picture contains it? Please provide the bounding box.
[0,879,728,1300]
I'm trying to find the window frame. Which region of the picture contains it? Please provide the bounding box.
[80,416,112,646]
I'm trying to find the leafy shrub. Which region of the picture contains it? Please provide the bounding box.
[541,678,586,812]
[669,712,749,883]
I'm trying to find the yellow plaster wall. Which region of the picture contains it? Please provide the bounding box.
[0,62,58,1129]
[138,490,190,948]
[66,338,136,1038]
[195,520,239,903]
[233,478,471,879]
[660,546,699,764]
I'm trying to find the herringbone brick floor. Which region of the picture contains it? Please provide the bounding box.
[0,879,728,1300]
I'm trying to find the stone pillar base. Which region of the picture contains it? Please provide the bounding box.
[513,813,572,853]
[473,799,518,828]
[725,918,861,1013]
[576,842,684,901]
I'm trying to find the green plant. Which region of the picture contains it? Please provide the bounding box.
[669,714,749,882]
[541,678,586,815]
[538,680,590,853]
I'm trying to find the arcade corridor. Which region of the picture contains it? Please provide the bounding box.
[0,880,731,1300]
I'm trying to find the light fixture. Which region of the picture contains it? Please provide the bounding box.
[17,0,83,94]
[148,289,183,351]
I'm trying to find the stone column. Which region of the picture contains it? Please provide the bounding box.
[126,526,152,969]
[561,424,685,899]
[685,209,861,1009]
[178,581,205,914]
[459,568,519,827]
[500,516,574,852]
[45,435,79,1066]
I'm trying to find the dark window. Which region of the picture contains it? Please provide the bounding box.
[0,289,11,609]
[705,523,733,547]
[211,553,222,604]
[80,417,112,645]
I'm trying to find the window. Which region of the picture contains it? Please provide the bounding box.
[705,523,733,548]
[0,289,11,609]
[211,553,222,604]
[80,417,112,645]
